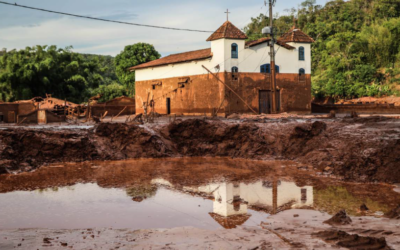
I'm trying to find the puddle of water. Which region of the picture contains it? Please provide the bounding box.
[0,158,398,230]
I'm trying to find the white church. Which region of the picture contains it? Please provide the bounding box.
[130,18,314,115]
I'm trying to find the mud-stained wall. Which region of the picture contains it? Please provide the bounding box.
[135,72,311,115]
[135,73,225,115]
[0,104,19,123]
[17,103,36,116]
[91,97,136,117]
[17,110,38,124]
[91,106,135,117]
[46,110,66,123]
[224,73,311,113]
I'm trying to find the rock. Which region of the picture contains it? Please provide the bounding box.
[293,214,299,217]
[360,204,369,211]
[350,111,359,118]
[61,242,68,247]
[385,204,400,219]
[43,238,53,244]
[323,210,352,226]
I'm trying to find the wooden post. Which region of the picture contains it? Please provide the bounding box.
[111,107,127,122]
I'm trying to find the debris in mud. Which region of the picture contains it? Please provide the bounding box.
[323,210,352,226]
[132,197,146,202]
[385,204,400,219]
[314,230,392,250]
[360,204,369,212]
[291,121,327,138]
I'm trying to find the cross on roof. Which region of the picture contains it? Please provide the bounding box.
[225,9,230,21]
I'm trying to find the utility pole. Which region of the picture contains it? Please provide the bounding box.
[269,0,277,114]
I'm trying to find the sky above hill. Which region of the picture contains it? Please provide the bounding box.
[0,0,328,56]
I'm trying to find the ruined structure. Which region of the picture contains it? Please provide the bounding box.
[131,21,314,115]
[90,96,135,117]
[0,96,73,124]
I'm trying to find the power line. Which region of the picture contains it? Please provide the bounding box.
[0,1,215,33]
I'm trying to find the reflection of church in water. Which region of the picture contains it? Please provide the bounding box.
[152,179,313,229]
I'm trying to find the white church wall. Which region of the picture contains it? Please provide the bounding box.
[134,39,312,82]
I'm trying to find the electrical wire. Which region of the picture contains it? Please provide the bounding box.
[0,1,215,33]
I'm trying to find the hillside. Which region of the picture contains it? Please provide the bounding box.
[244,0,400,100]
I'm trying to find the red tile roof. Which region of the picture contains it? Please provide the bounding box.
[279,26,315,43]
[245,37,295,50]
[129,48,212,71]
[206,21,247,41]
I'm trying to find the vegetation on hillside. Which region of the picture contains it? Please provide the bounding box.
[244,0,400,100]
[0,43,160,103]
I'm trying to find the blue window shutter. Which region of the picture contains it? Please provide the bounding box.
[299,68,305,75]
[275,65,280,73]
[261,64,272,73]
[299,47,305,61]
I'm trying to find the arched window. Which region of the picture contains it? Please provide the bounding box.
[299,68,306,81]
[260,64,279,73]
[231,66,239,81]
[299,46,305,61]
[231,43,238,59]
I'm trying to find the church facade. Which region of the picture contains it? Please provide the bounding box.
[130,20,314,115]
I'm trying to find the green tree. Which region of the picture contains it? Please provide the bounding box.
[115,43,160,97]
[92,82,127,103]
[0,45,113,103]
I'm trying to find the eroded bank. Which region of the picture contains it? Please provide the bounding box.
[0,117,399,183]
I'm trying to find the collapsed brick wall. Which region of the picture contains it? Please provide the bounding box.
[91,106,135,117]
[0,104,19,123]
[45,110,66,123]
[17,110,38,124]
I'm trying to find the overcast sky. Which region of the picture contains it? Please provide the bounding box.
[0,0,328,56]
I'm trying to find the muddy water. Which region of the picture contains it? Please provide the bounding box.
[0,158,399,230]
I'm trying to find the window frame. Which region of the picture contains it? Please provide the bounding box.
[231,43,238,59]
[299,46,305,61]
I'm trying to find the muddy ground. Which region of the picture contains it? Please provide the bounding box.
[1,209,400,250]
[0,116,399,183]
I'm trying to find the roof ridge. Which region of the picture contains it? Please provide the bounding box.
[166,48,210,57]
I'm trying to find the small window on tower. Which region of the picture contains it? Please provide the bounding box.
[299,47,305,61]
[231,43,238,59]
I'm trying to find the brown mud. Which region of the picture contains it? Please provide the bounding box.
[0,117,400,183]
[1,158,399,216]
[314,230,392,250]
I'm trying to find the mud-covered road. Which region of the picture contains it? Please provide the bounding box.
[0,117,399,183]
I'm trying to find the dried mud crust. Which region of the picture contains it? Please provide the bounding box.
[314,230,392,250]
[0,118,399,183]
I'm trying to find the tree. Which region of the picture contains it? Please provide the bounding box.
[92,82,127,103]
[0,45,116,103]
[115,43,161,96]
